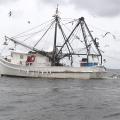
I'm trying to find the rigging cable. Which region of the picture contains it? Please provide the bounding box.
[14,22,53,39]
[12,19,54,38]
[19,20,55,42]
[61,21,85,45]
[33,20,55,48]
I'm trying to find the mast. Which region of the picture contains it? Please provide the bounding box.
[52,5,59,66]
[80,17,90,63]
[57,20,74,66]
[56,17,102,65]
[56,20,80,56]
[84,21,102,64]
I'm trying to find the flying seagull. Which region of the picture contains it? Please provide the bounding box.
[103,32,111,38]
[103,32,116,39]
[8,11,12,17]
[27,21,31,24]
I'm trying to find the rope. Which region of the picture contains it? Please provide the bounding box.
[12,19,54,38]
[33,20,55,48]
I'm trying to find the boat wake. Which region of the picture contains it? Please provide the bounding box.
[106,73,120,79]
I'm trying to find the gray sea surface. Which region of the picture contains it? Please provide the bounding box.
[0,69,120,120]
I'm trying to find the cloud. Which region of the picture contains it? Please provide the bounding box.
[0,0,18,4]
[69,0,120,17]
[41,0,58,4]
[39,0,67,5]
[1,0,119,17]
[40,0,120,17]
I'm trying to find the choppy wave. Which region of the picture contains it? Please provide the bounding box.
[103,112,120,118]
[0,69,120,120]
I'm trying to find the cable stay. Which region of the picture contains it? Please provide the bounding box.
[12,19,54,38]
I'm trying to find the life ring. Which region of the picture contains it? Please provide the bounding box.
[30,55,35,62]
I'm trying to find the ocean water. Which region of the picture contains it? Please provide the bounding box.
[0,70,120,120]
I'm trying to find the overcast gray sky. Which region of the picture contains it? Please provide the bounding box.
[0,0,120,68]
[40,0,120,17]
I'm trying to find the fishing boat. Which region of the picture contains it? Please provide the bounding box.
[0,7,106,79]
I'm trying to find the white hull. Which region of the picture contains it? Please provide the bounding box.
[0,57,106,79]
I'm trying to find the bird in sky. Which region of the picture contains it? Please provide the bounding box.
[103,32,116,39]
[103,32,111,38]
[27,21,31,24]
[8,11,12,17]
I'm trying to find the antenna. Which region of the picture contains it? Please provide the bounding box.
[56,4,59,14]
[52,5,59,66]
[52,4,59,18]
